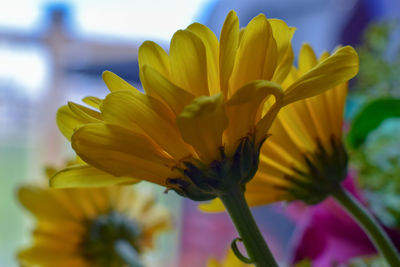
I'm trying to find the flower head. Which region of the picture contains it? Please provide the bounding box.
[202,44,353,210]
[17,184,170,266]
[52,11,358,201]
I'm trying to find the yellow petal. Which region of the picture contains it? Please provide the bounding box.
[50,164,139,188]
[198,198,225,212]
[219,10,239,97]
[187,22,220,95]
[68,102,101,122]
[176,93,228,163]
[71,123,176,185]
[281,66,300,89]
[283,46,358,105]
[18,186,82,221]
[319,51,330,61]
[102,71,137,92]
[82,96,102,109]
[101,90,193,159]
[138,40,171,78]
[224,80,284,155]
[229,14,277,95]
[141,65,195,115]
[170,30,209,96]
[18,247,86,267]
[31,222,85,247]
[269,19,296,83]
[207,258,221,267]
[56,104,100,140]
[298,43,318,74]
[254,103,282,145]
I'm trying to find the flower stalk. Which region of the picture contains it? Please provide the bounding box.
[114,240,144,267]
[219,185,278,267]
[332,186,400,267]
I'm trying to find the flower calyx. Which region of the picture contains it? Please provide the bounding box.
[285,136,348,205]
[166,136,266,201]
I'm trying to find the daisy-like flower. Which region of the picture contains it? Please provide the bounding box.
[199,44,400,266]
[51,11,358,202]
[208,249,251,267]
[201,43,350,210]
[17,184,170,267]
[248,44,350,205]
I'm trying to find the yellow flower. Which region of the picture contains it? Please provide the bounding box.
[17,184,170,267]
[201,44,350,211]
[52,11,358,201]
[207,249,251,267]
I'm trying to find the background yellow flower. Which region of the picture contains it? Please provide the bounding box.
[17,185,170,267]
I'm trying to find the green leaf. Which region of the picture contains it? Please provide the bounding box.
[348,98,400,148]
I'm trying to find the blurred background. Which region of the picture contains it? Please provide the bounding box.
[1,0,400,266]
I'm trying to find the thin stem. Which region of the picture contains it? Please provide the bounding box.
[114,240,144,267]
[332,186,400,266]
[219,186,279,267]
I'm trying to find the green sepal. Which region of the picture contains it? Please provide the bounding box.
[166,136,264,201]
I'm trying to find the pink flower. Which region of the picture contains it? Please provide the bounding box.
[286,174,400,266]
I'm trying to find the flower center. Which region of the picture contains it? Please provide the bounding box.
[81,211,142,267]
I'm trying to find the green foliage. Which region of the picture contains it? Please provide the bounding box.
[348,20,400,228]
[352,21,400,98]
[350,118,400,227]
[347,98,400,148]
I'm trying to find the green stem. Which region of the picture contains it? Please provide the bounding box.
[219,186,279,267]
[114,240,144,267]
[332,186,400,266]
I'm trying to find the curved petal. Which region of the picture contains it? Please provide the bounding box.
[283,46,358,105]
[269,19,296,83]
[298,43,318,74]
[82,96,102,109]
[141,65,195,116]
[219,10,239,97]
[187,22,220,95]
[102,71,137,92]
[50,164,139,188]
[254,102,282,145]
[101,90,193,159]
[176,93,228,163]
[224,80,284,155]
[56,103,100,140]
[138,40,171,78]
[169,30,209,96]
[68,102,101,122]
[229,14,277,95]
[71,123,176,185]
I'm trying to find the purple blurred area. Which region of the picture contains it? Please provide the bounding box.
[179,200,293,266]
[1,0,400,266]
